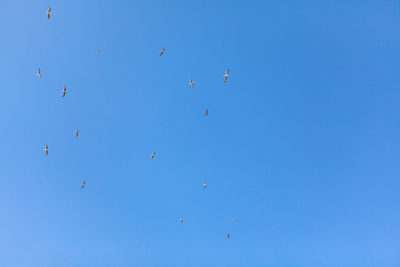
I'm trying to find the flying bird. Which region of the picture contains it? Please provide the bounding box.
[224,68,229,83]
[62,86,66,97]
[205,108,208,117]
[151,152,156,160]
[189,78,194,87]
[37,68,42,78]
[44,144,48,156]
[81,181,85,189]
[160,48,165,56]
[233,217,238,223]
[179,216,184,223]
[75,130,79,137]
[46,7,51,20]
[92,49,100,54]
[203,180,207,189]
[227,233,230,239]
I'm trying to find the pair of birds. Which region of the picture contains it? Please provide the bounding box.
[188,69,230,88]
[43,131,78,154]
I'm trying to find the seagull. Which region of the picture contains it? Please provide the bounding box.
[62,86,66,97]
[227,233,230,239]
[92,49,100,54]
[160,48,165,56]
[37,68,42,78]
[151,152,156,160]
[233,217,238,223]
[46,7,51,20]
[44,144,48,156]
[189,78,194,87]
[203,180,207,189]
[224,68,229,83]
[205,108,208,117]
[75,130,79,137]
[81,180,85,189]
[179,216,184,223]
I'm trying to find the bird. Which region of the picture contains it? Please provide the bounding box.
[227,233,230,239]
[224,68,229,83]
[189,78,194,87]
[205,108,208,117]
[44,144,48,156]
[62,86,66,97]
[160,48,165,56]
[203,180,207,189]
[46,7,51,20]
[179,216,184,223]
[92,49,100,54]
[75,130,79,137]
[151,152,156,160]
[37,68,42,78]
[81,181,85,189]
[233,217,238,223]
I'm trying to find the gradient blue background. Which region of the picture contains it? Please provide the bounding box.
[1,0,400,266]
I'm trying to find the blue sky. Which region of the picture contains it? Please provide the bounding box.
[1,0,400,266]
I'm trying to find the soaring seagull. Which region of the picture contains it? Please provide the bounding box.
[62,86,66,97]
[44,144,48,156]
[37,68,42,78]
[151,152,156,160]
[189,78,194,87]
[46,7,51,20]
[224,68,229,83]
[160,48,165,56]
[81,181,86,189]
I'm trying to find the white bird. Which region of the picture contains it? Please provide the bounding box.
[37,68,42,78]
[81,180,85,189]
[224,68,229,83]
[44,144,48,156]
[189,78,194,87]
[46,7,51,20]
[151,152,156,160]
[160,48,165,56]
[203,180,207,189]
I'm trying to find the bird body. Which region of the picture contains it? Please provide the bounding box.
[151,152,156,160]
[62,86,66,97]
[81,181,85,189]
[233,217,238,223]
[227,233,230,239]
[46,7,51,20]
[93,49,100,54]
[75,130,79,137]
[160,48,165,56]
[203,180,207,189]
[44,144,48,156]
[205,108,208,117]
[224,68,229,83]
[37,68,42,78]
[189,78,194,87]
[180,216,184,223]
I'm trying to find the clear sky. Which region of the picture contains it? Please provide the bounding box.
[1,0,400,266]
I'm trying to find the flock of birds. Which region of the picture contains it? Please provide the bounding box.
[41,7,236,239]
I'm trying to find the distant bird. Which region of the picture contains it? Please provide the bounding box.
[233,217,238,223]
[46,7,51,20]
[81,181,85,189]
[92,49,100,54]
[179,216,184,223]
[203,180,207,189]
[44,144,48,156]
[224,68,229,83]
[151,152,156,160]
[62,86,66,97]
[75,130,79,137]
[160,48,165,56]
[227,233,230,239]
[37,68,42,78]
[205,108,208,117]
[189,78,194,87]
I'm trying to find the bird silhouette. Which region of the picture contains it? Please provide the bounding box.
[62,86,66,97]
[233,217,238,223]
[81,181,85,189]
[46,7,51,20]
[44,144,48,156]
[75,130,79,137]
[227,233,230,239]
[151,152,156,160]
[37,68,42,78]
[92,49,100,54]
[205,108,208,117]
[179,216,184,223]
[203,180,207,189]
[189,78,194,87]
[224,68,229,83]
[160,48,165,56]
